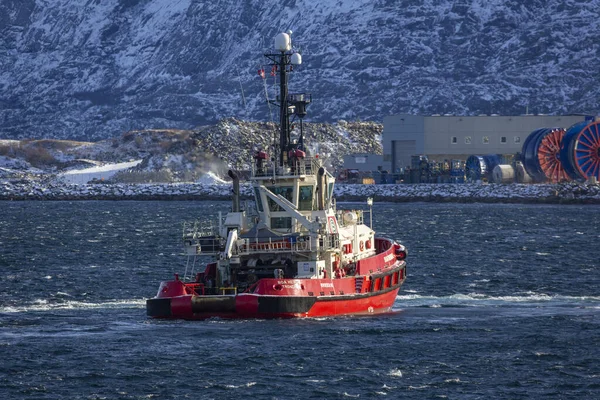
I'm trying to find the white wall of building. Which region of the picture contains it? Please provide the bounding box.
[383,114,587,171]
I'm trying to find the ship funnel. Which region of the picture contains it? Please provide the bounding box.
[228,170,240,212]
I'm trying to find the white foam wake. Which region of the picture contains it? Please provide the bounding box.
[395,293,600,307]
[0,298,146,313]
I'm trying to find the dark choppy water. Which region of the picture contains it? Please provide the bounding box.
[1,201,599,399]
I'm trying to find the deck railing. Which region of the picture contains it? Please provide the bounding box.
[182,220,218,240]
[251,157,321,178]
[236,233,339,255]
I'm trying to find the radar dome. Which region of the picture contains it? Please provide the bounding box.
[274,33,291,52]
[291,52,302,65]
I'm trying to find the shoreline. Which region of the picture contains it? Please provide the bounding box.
[1,181,600,204]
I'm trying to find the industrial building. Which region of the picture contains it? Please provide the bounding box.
[382,114,588,173]
[341,153,383,171]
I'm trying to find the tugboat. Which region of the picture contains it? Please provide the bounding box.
[146,31,407,319]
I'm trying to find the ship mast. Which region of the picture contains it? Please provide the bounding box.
[277,44,290,167]
[264,30,309,168]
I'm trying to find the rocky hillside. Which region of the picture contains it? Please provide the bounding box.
[0,119,382,180]
[1,0,599,140]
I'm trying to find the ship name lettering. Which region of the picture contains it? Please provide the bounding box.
[384,254,395,263]
[283,284,300,289]
[320,283,334,288]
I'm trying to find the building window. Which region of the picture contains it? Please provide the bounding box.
[514,136,521,144]
[451,136,458,144]
[465,136,472,144]
[482,136,490,144]
[501,136,507,144]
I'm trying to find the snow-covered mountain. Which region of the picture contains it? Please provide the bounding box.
[1,0,599,140]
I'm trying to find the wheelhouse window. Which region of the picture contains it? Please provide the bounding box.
[298,185,313,211]
[254,187,263,212]
[266,186,293,211]
[271,217,292,229]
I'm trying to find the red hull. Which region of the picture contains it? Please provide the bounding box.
[147,261,406,320]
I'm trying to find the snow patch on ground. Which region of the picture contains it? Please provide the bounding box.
[59,160,143,184]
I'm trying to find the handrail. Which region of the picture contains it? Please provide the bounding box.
[182,220,219,240]
[236,232,339,255]
[220,287,237,295]
[251,157,321,178]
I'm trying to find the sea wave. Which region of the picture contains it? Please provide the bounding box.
[387,368,403,378]
[395,293,600,307]
[0,299,146,313]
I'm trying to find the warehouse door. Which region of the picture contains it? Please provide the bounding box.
[392,140,416,172]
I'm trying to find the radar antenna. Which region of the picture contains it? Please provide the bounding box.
[264,31,311,168]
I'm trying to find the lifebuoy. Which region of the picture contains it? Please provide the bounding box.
[365,239,371,249]
[395,247,407,260]
[359,241,364,251]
